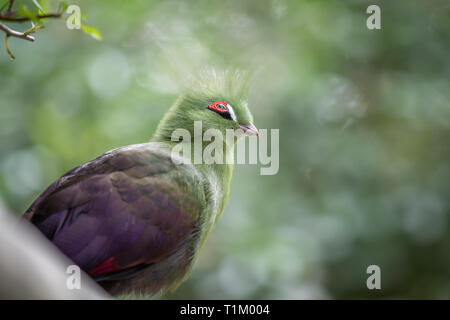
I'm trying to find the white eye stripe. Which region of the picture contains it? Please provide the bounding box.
[227,104,237,122]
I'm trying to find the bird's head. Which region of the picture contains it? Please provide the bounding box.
[154,69,258,143]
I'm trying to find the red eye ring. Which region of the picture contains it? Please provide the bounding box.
[208,101,228,113]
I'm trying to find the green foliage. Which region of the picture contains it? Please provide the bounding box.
[0,0,449,299]
[0,0,102,59]
[80,24,101,41]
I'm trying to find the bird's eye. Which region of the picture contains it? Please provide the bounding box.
[208,101,228,113]
[207,101,234,120]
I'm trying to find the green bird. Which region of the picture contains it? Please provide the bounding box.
[23,69,258,296]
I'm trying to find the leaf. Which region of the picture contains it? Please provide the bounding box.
[0,1,9,11]
[18,4,39,24]
[81,24,102,41]
[58,1,69,12]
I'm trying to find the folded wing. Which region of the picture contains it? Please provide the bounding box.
[23,144,203,281]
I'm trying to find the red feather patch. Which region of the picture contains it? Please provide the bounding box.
[88,257,120,276]
[208,101,228,113]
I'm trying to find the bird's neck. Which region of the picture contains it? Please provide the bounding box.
[152,133,234,175]
[151,132,234,227]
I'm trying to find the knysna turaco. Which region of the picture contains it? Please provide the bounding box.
[23,70,258,296]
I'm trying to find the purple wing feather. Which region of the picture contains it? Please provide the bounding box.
[23,144,202,282]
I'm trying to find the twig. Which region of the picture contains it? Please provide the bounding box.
[0,23,35,41]
[0,23,44,59]
[0,3,62,60]
[0,12,62,22]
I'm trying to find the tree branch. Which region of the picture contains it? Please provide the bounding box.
[0,22,35,41]
[0,12,62,22]
[0,22,42,59]
[0,5,61,60]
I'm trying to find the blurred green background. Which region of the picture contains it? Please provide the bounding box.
[1,0,450,299]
